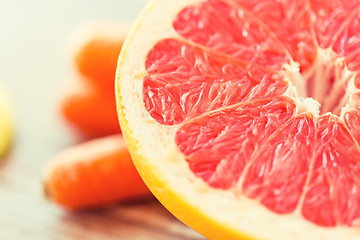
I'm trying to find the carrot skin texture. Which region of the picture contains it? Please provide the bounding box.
[61,84,120,138]
[44,135,151,210]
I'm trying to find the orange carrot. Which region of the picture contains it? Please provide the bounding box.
[71,23,129,93]
[43,134,151,210]
[60,82,120,137]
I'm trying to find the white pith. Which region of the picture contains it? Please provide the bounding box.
[116,0,360,239]
[283,48,360,118]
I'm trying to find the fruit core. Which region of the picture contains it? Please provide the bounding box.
[288,48,354,117]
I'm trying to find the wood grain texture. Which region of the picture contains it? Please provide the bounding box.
[0,154,206,240]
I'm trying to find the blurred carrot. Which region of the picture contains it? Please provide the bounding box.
[60,81,120,137]
[43,134,151,210]
[49,23,146,210]
[60,22,129,137]
[70,22,130,93]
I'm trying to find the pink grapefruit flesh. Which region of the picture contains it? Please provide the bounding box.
[142,0,360,228]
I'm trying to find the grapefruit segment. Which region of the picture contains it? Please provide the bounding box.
[144,39,288,125]
[229,0,316,70]
[344,108,360,144]
[242,115,315,214]
[173,0,290,70]
[176,97,295,189]
[332,11,360,58]
[333,10,360,73]
[346,54,360,72]
[116,0,360,239]
[309,0,360,49]
[302,115,360,227]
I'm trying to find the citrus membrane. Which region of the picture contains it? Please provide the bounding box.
[117,0,360,239]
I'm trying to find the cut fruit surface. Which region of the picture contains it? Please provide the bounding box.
[116,0,360,239]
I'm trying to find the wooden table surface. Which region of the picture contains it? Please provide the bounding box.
[0,1,206,239]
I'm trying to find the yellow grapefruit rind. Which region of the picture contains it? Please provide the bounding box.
[0,86,13,159]
[116,0,360,239]
[117,101,252,240]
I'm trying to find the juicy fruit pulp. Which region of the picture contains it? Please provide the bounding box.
[143,0,360,227]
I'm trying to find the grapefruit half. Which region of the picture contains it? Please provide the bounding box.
[116,0,360,239]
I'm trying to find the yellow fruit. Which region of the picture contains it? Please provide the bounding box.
[0,85,13,158]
